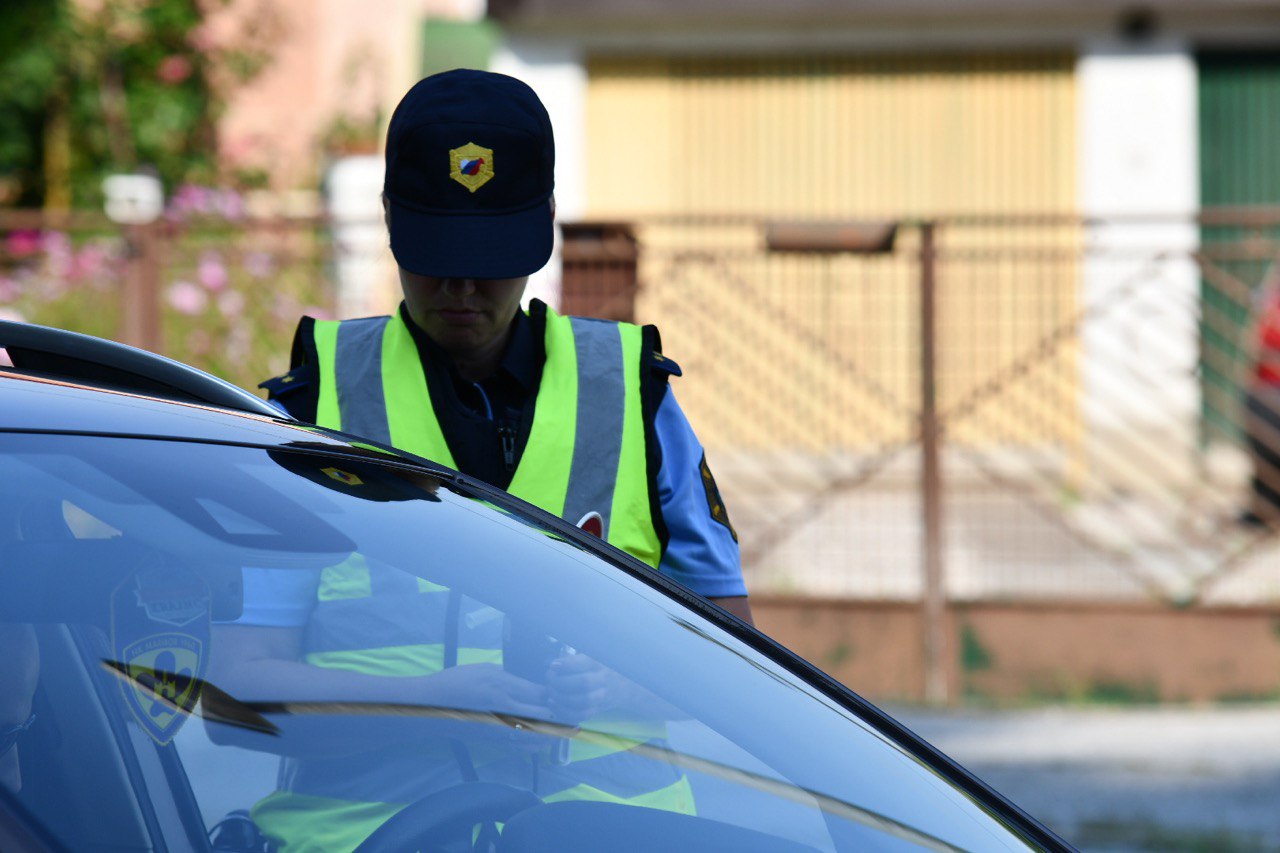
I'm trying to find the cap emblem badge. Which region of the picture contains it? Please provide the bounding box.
[450,142,495,192]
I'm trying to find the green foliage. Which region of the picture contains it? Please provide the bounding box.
[1214,688,1280,704]
[1082,680,1161,705]
[1018,675,1161,706]
[0,0,275,208]
[824,642,854,667]
[959,622,994,672]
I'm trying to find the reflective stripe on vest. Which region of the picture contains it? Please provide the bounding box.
[312,309,660,568]
[302,557,502,676]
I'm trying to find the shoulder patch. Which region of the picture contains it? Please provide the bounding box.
[650,351,683,377]
[699,452,737,543]
[258,364,314,398]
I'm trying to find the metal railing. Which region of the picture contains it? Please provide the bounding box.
[6,206,1280,701]
[600,213,1280,617]
[0,208,341,394]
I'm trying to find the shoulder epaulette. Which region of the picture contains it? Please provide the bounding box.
[650,351,683,377]
[258,363,315,398]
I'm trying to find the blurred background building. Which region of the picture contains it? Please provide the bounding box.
[4,0,1280,708]
[5,3,1280,845]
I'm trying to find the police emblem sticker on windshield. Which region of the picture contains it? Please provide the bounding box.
[109,566,211,745]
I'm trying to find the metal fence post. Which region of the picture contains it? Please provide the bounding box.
[919,221,950,705]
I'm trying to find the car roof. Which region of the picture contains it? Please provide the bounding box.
[0,331,1074,852]
[0,369,345,448]
[0,319,372,452]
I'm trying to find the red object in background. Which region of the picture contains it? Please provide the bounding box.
[1256,289,1280,384]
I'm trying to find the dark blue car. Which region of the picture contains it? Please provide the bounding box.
[0,321,1071,852]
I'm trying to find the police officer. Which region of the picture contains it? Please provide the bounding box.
[260,69,750,622]
[229,69,750,849]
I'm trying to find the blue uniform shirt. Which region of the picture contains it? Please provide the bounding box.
[652,391,745,599]
[245,308,746,625]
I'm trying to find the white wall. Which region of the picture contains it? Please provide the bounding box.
[491,37,588,310]
[1077,41,1201,484]
[325,154,389,318]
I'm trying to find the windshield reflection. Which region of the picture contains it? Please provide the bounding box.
[1,434,1038,853]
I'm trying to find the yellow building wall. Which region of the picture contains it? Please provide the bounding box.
[585,55,1080,456]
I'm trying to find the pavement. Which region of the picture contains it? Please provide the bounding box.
[888,704,1280,852]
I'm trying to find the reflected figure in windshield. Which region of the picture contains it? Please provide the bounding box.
[0,623,39,793]
[211,566,689,851]
[207,454,691,851]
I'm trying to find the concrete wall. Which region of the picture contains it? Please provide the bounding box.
[214,0,482,190]
[753,596,1280,704]
[1076,41,1202,491]
[490,37,588,309]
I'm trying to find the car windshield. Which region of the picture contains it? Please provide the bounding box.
[0,432,1034,852]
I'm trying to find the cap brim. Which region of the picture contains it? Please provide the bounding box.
[387,198,554,280]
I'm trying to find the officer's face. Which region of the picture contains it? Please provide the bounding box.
[400,271,528,358]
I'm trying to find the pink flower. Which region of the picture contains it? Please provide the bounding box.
[272,294,301,324]
[185,329,212,357]
[71,243,112,282]
[197,251,229,291]
[217,290,246,318]
[187,24,216,53]
[0,276,19,303]
[35,274,67,302]
[226,326,251,365]
[243,250,274,278]
[157,55,193,85]
[166,184,245,221]
[41,231,72,277]
[169,184,211,218]
[5,230,41,258]
[216,190,245,221]
[168,281,208,315]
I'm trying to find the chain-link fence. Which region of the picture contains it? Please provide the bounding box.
[562,211,1280,610]
[6,206,1279,614]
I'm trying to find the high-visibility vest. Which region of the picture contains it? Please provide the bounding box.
[250,309,690,852]
[310,305,662,567]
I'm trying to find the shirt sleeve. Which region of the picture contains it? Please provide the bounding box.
[654,389,748,598]
[226,568,320,627]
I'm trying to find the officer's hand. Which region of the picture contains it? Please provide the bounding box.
[545,653,634,724]
[424,663,551,720]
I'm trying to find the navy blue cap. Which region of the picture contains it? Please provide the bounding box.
[384,69,555,279]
